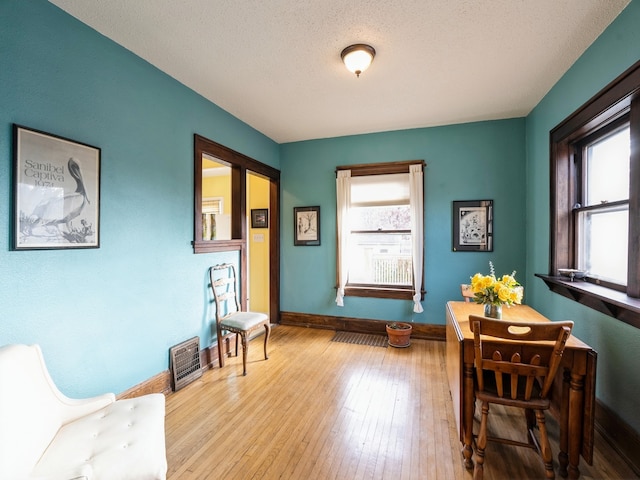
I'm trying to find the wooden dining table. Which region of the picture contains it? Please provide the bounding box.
[445,301,597,479]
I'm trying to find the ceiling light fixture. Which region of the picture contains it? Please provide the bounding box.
[341,44,376,78]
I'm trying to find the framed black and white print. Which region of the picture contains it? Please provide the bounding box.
[13,125,101,250]
[294,206,320,246]
[452,200,493,251]
[251,208,268,228]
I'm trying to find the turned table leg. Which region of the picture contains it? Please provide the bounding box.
[558,369,570,477]
[462,363,476,469]
[567,372,585,479]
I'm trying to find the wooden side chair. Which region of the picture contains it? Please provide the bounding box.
[461,283,475,302]
[469,315,573,480]
[209,263,271,376]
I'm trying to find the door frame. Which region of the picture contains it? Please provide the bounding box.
[193,134,280,323]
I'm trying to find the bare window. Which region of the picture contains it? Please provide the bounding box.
[575,124,630,286]
[541,59,640,328]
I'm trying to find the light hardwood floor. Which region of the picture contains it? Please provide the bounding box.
[165,325,637,479]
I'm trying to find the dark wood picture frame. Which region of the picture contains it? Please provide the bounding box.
[452,200,493,252]
[12,124,101,250]
[294,206,320,246]
[251,208,268,228]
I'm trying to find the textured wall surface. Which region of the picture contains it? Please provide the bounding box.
[0,1,279,397]
[525,0,640,433]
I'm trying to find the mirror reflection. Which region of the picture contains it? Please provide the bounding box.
[202,154,231,241]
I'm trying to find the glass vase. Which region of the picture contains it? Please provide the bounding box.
[483,303,502,319]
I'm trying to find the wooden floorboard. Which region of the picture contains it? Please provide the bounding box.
[165,325,637,479]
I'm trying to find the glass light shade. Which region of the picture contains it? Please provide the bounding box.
[341,44,375,77]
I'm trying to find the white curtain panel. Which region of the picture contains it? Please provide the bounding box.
[409,164,424,313]
[335,170,351,306]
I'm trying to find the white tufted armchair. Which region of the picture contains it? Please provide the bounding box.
[0,344,167,480]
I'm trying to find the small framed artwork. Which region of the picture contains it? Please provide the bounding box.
[294,206,320,246]
[452,200,493,252]
[251,208,268,228]
[12,124,101,250]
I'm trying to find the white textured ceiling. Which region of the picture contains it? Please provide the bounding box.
[48,0,629,144]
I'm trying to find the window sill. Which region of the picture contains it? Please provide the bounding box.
[344,286,423,301]
[536,274,640,329]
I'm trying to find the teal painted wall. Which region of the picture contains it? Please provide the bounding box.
[0,1,279,397]
[280,119,527,324]
[525,1,640,432]
[2,0,640,437]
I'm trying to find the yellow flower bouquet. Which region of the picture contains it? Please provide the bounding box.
[470,262,523,314]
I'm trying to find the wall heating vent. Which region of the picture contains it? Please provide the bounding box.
[169,336,202,391]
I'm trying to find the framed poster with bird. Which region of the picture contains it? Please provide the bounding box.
[12,124,101,250]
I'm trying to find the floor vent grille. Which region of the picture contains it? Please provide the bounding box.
[331,331,388,348]
[169,336,202,391]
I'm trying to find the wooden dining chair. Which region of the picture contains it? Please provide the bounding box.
[461,283,475,302]
[469,315,573,480]
[209,263,271,376]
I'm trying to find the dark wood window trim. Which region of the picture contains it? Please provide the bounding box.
[193,134,280,254]
[541,59,640,329]
[336,160,423,176]
[336,160,426,301]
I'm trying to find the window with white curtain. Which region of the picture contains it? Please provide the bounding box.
[335,160,425,311]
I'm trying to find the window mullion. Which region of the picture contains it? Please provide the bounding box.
[574,199,629,214]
